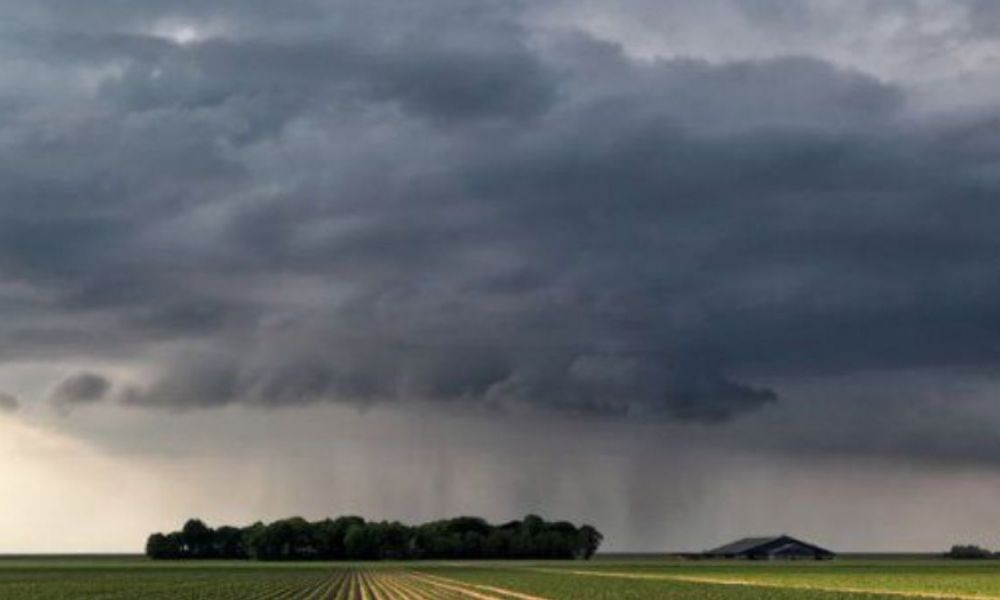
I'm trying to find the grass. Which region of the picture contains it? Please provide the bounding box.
[3,556,1000,598]
[532,558,1000,597]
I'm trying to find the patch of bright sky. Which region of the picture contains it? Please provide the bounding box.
[147,19,229,46]
[530,0,1000,113]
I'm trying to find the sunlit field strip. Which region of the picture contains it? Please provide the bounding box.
[378,570,441,600]
[533,568,1000,600]
[349,571,362,600]
[361,570,377,600]
[364,571,390,600]
[407,573,481,600]
[348,570,515,600]
[411,572,504,599]
[363,571,393,600]
[369,571,407,600]
[427,564,921,600]
[415,570,553,600]
[389,572,469,600]
[390,572,440,600]
[16,560,1000,600]
[539,560,1000,598]
[409,570,554,600]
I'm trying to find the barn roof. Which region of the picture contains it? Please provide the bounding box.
[704,534,833,556]
[705,536,782,555]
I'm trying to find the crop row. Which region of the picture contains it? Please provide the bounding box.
[0,568,546,600]
[252,569,552,599]
[417,566,914,600]
[13,561,981,599]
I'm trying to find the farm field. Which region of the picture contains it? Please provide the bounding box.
[3,557,1000,598]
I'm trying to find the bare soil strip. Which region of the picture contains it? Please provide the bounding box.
[363,570,396,600]
[394,572,456,600]
[536,568,1000,600]
[407,572,510,600]
[414,571,549,600]
[392,573,454,600]
[365,571,398,600]
[359,570,374,600]
[408,571,553,600]
[370,572,434,600]
[351,571,364,600]
[404,574,473,600]
[370,573,410,600]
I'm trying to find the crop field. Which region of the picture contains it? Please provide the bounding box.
[3,557,1000,599]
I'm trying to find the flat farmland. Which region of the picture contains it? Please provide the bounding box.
[4,557,1000,598]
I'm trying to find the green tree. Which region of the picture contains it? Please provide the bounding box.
[344,523,377,560]
[213,526,247,558]
[147,514,603,562]
[577,525,603,559]
[145,532,184,559]
[181,519,214,558]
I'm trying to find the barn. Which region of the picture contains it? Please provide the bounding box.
[703,535,835,560]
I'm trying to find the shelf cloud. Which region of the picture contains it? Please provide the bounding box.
[3,1,1000,423]
[4,0,1000,552]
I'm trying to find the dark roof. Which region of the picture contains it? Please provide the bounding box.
[706,536,783,555]
[705,535,833,556]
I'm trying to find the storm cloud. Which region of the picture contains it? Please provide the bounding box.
[50,372,111,413]
[9,0,1000,556]
[2,1,1000,432]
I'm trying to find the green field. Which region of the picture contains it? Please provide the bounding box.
[2,556,1000,598]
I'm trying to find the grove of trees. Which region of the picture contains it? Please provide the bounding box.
[146,515,603,561]
[946,544,994,559]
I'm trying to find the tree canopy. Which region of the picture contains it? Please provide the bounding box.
[946,545,994,559]
[146,515,602,561]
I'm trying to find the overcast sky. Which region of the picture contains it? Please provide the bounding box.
[4,0,1000,553]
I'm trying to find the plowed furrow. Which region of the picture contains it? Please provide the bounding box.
[304,571,346,600]
[408,571,553,600]
[347,570,362,600]
[374,572,426,600]
[323,570,350,600]
[355,569,373,600]
[405,572,507,600]
[330,571,352,600]
[383,571,439,600]
[373,570,397,600]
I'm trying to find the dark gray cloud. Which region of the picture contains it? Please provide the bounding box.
[1,0,1000,434]
[0,393,19,413]
[51,372,112,413]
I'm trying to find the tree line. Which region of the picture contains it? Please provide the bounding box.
[146,514,603,561]
[946,544,995,559]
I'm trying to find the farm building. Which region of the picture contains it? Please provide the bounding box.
[703,535,835,560]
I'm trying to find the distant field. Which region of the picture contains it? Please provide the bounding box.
[4,556,1000,598]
